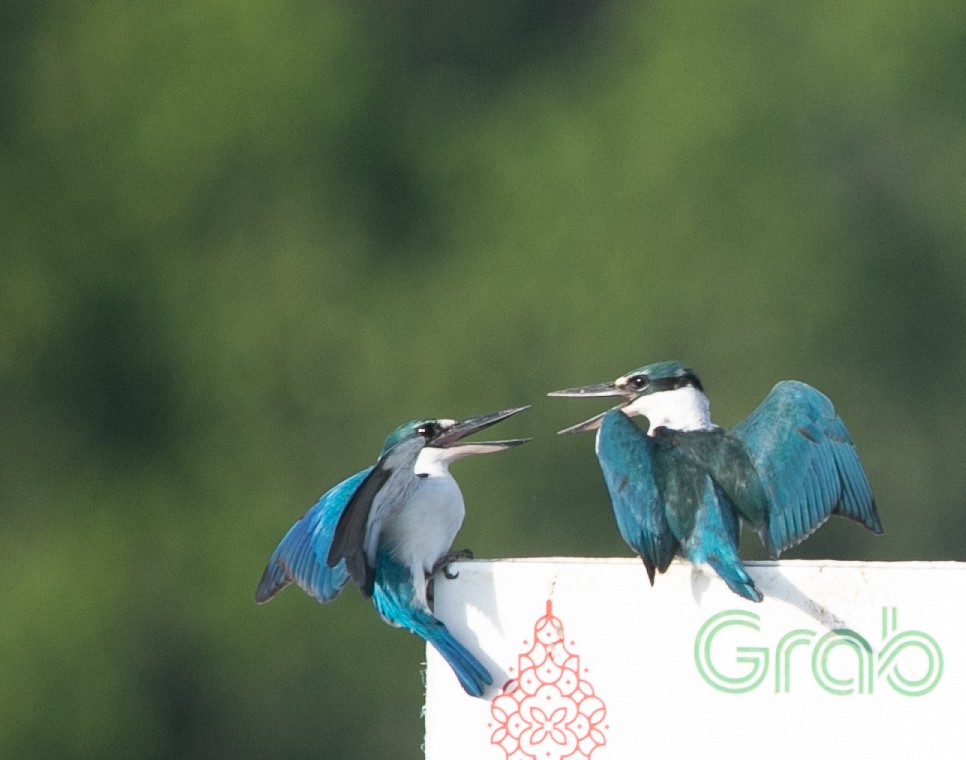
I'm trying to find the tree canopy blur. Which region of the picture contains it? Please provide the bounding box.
[3,1,966,757]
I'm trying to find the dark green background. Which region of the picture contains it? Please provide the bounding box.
[3,2,965,757]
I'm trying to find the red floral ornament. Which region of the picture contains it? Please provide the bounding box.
[490,600,608,760]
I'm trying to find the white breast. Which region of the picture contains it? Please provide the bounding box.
[380,473,464,571]
[377,446,466,609]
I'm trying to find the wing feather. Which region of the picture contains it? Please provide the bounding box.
[596,411,678,584]
[328,436,425,597]
[254,469,368,604]
[732,380,882,555]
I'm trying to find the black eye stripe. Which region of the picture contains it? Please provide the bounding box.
[646,372,703,393]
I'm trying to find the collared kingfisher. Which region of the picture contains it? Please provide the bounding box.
[255,406,529,696]
[549,361,882,602]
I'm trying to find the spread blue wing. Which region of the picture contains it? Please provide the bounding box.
[596,411,678,583]
[254,469,369,604]
[732,380,882,556]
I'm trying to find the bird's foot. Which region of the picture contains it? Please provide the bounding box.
[429,549,474,580]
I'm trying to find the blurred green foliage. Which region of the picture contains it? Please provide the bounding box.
[3,1,966,757]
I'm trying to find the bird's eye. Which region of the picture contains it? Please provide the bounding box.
[417,422,438,438]
[629,375,649,390]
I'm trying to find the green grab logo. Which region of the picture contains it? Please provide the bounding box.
[694,607,943,696]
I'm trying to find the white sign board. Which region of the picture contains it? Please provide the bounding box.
[425,559,965,760]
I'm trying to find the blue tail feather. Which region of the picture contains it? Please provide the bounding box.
[684,480,763,603]
[707,554,763,603]
[421,622,493,697]
[372,557,492,697]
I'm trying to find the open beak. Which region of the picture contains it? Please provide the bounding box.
[547,381,626,399]
[548,381,630,435]
[431,405,531,452]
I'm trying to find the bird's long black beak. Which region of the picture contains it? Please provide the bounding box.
[555,409,621,435]
[547,381,625,399]
[548,382,629,435]
[431,405,531,451]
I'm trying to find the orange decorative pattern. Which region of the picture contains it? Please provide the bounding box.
[489,600,608,759]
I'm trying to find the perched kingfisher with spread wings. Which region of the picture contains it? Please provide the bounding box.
[255,407,529,695]
[549,361,881,602]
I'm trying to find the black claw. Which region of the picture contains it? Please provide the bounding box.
[429,548,475,580]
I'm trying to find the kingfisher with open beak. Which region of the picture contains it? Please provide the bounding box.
[256,406,530,695]
[550,361,881,601]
